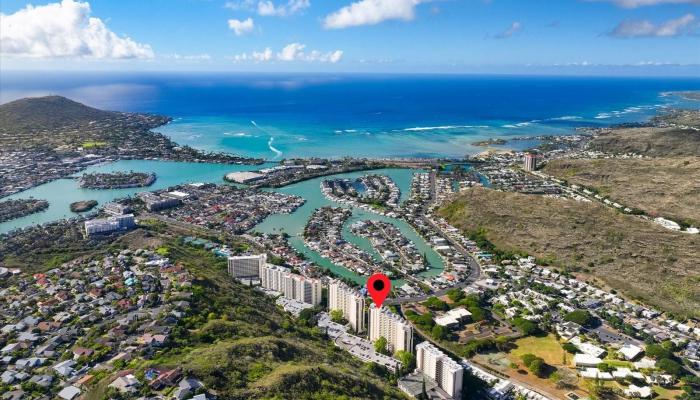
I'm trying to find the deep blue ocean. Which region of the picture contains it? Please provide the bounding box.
[2,72,699,159]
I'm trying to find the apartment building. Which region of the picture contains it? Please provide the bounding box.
[328,280,366,333]
[416,342,464,399]
[369,304,413,353]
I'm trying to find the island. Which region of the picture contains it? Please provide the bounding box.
[0,198,49,223]
[70,200,98,213]
[78,171,157,189]
[471,138,507,146]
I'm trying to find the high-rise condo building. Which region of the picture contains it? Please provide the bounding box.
[260,264,322,306]
[369,304,413,353]
[227,254,267,278]
[328,280,366,333]
[523,153,537,171]
[416,342,464,399]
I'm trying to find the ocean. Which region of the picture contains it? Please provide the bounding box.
[2,72,700,159]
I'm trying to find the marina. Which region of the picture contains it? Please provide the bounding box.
[0,161,445,285]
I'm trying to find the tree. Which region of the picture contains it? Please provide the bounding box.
[645,344,673,360]
[329,309,344,323]
[395,350,415,372]
[446,288,465,303]
[495,335,511,352]
[512,318,540,336]
[431,325,448,340]
[424,296,448,311]
[520,353,548,377]
[528,358,546,377]
[563,310,597,327]
[521,353,538,367]
[374,336,389,355]
[597,362,614,372]
[562,342,578,354]
[657,358,683,376]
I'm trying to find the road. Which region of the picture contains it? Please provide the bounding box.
[386,171,482,304]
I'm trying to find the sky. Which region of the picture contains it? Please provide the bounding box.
[1,0,699,75]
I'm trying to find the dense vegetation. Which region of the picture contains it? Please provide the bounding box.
[563,310,598,328]
[112,235,407,399]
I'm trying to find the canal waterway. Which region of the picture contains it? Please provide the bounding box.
[1,162,445,285]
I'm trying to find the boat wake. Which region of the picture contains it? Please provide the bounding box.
[223,132,252,137]
[268,137,283,159]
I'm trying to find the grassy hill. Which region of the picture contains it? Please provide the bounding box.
[0,95,171,152]
[439,187,700,318]
[0,96,118,130]
[543,157,700,226]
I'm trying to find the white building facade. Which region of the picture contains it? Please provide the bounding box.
[259,264,322,306]
[84,214,135,236]
[328,280,366,333]
[416,342,464,399]
[227,254,267,278]
[369,305,413,353]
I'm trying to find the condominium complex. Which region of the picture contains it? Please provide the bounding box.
[260,264,322,306]
[328,280,366,333]
[416,342,464,399]
[103,202,133,216]
[227,254,266,278]
[523,153,538,171]
[369,304,413,353]
[138,192,182,212]
[84,214,135,237]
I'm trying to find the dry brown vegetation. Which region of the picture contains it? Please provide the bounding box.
[439,187,700,317]
[543,157,700,225]
[589,126,700,157]
[588,110,700,157]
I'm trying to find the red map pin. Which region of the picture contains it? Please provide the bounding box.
[367,273,391,308]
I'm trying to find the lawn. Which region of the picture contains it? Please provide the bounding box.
[82,141,108,148]
[602,358,633,368]
[508,334,567,367]
[654,385,684,400]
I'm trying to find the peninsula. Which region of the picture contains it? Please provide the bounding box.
[0,96,263,198]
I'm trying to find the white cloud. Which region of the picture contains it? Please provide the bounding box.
[224,0,256,11]
[253,47,274,61]
[226,0,309,16]
[166,53,212,61]
[277,42,306,61]
[0,0,153,59]
[494,21,523,38]
[232,43,343,63]
[258,0,310,16]
[609,13,697,37]
[588,0,700,8]
[228,18,255,36]
[323,0,423,29]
